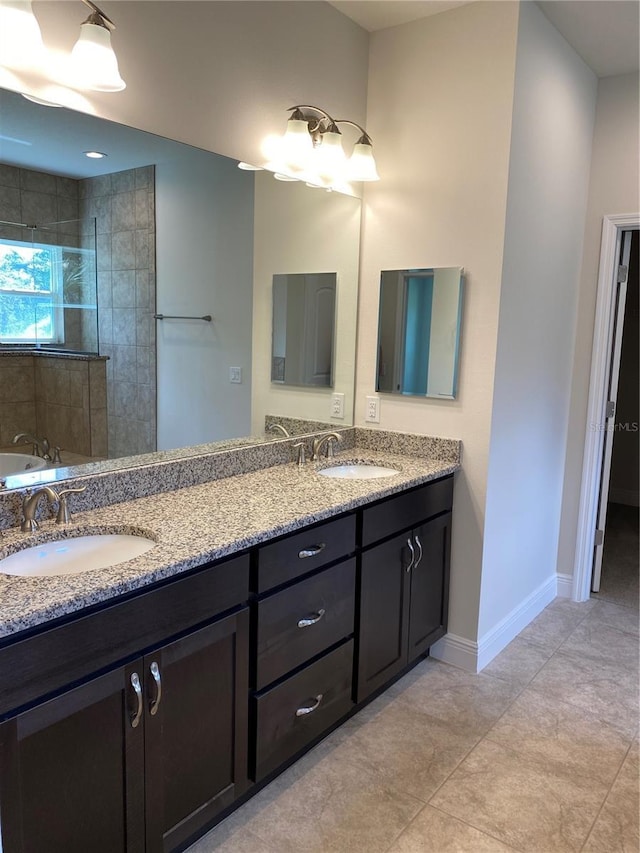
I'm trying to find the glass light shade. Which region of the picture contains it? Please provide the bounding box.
[70,22,125,92]
[347,142,380,182]
[0,0,44,70]
[313,130,346,185]
[280,118,313,171]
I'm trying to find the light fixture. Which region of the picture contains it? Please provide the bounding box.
[84,150,107,158]
[259,104,380,188]
[0,0,126,94]
[0,1,44,70]
[70,0,125,91]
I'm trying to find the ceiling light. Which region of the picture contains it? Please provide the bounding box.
[0,0,44,70]
[70,1,125,92]
[84,150,107,158]
[237,162,263,171]
[256,104,380,189]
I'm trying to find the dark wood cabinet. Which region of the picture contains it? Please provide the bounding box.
[356,479,453,703]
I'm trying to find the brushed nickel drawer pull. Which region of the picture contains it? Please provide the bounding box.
[149,661,162,716]
[130,672,143,728]
[414,535,423,568]
[295,694,324,717]
[297,608,326,628]
[298,543,326,559]
[406,537,415,572]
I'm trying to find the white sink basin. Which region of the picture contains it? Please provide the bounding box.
[0,533,156,578]
[317,463,399,480]
[0,453,48,478]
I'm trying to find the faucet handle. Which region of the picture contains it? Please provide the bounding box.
[292,442,307,466]
[56,486,87,524]
[326,436,340,459]
[51,446,62,464]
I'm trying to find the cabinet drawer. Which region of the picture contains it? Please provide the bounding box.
[361,477,453,547]
[0,553,249,717]
[255,559,355,690]
[253,640,354,781]
[256,514,356,593]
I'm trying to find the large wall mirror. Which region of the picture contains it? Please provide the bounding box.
[376,267,464,399]
[0,87,361,489]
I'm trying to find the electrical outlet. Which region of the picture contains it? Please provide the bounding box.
[331,392,345,419]
[365,395,380,423]
[229,366,242,384]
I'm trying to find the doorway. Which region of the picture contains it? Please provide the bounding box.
[573,214,640,602]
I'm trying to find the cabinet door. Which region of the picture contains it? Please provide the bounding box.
[408,512,452,661]
[0,662,144,853]
[144,608,249,853]
[357,533,412,703]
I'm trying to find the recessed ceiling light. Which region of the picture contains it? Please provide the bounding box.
[84,150,107,159]
[237,162,263,171]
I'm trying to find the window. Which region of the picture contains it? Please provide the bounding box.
[0,238,65,344]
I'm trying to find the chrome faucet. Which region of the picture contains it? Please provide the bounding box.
[12,433,52,461]
[266,422,290,438]
[311,432,342,461]
[20,486,59,532]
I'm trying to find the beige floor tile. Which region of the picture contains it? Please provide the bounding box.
[324,693,480,803]
[219,739,424,853]
[560,620,639,671]
[485,687,632,785]
[583,739,640,853]
[386,805,519,852]
[582,599,639,638]
[517,599,593,654]
[186,826,277,853]
[529,649,639,739]
[430,739,609,853]
[385,658,522,737]
[482,636,552,686]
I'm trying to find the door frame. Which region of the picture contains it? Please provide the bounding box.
[572,212,639,601]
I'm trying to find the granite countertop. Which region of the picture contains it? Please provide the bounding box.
[0,448,459,641]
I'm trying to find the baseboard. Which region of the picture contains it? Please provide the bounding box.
[609,488,639,507]
[431,573,558,673]
[556,573,574,598]
[429,633,478,672]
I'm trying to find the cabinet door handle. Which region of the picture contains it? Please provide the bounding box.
[298,543,326,559]
[406,537,415,572]
[414,534,423,568]
[295,694,324,717]
[297,608,326,628]
[149,661,162,716]
[130,672,143,728]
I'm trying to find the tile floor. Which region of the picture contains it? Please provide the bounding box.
[187,515,639,853]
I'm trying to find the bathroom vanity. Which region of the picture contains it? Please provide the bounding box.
[0,433,458,853]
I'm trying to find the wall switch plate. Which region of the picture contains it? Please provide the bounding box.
[331,392,345,419]
[229,367,242,384]
[365,395,380,423]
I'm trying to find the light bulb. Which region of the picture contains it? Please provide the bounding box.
[0,0,44,71]
[70,21,125,92]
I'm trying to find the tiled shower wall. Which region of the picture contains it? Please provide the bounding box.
[79,166,156,457]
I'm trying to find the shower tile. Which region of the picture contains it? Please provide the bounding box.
[20,169,57,194]
[112,270,136,308]
[135,228,150,269]
[135,189,150,228]
[135,166,153,189]
[112,231,135,269]
[20,190,56,225]
[56,176,78,199]
[112,170,135,193]
[0,164,20,187]
[113,382,137,419]
[97,271,113,308]
[136,270,150,308]
[113,346,137,384]
[112,309,136,346]
[136,313,151,348]
[112,191,136,231]
[96,233,112,272]
[98,307,113,345]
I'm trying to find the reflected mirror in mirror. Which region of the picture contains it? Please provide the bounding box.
[0,87,361,490]
[271,273,336,388]
[376,267,464,399]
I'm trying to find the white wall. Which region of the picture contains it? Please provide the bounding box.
[479,2,597,645]
[358,1,520,645]
[252,172,361,432]
[23,2,369,168]
[155,147,254,449]
[558,72,640,580]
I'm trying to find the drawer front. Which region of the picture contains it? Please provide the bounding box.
[362,476,453,547]
[253,640,354,781]
[255,559,356,690]
[0,553,250,718]
[256,514,356,593]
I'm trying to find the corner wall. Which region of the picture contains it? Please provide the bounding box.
[358,1,520,647]
[479,2,597,651]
